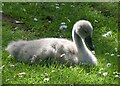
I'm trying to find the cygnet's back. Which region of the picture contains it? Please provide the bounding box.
[6,38,78,64]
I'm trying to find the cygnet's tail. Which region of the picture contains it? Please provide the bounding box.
[5,40,27,58]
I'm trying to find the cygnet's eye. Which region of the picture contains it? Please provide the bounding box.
[84,30,87,33]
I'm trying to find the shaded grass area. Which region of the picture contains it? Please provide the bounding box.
[2,2,119,84]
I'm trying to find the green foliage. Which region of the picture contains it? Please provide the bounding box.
[2,2,118,84]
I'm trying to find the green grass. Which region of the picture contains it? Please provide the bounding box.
[0,20,2,86]
[2,2,119,84]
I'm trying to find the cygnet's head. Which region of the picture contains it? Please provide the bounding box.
[73,20,94,51]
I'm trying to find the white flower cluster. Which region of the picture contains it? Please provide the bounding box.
[102,31,112,37]
[59,22,68,30]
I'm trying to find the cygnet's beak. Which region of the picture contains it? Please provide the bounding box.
[85,36,95,52]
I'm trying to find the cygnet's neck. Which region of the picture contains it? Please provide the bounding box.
[72,29,87,55]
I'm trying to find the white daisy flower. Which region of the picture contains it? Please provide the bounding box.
[44,78,49,82]
[106,63,111,67]
[59,25,68,30]
[34,18,38,22]
[110,54,114,56]
[103,72,108,77]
